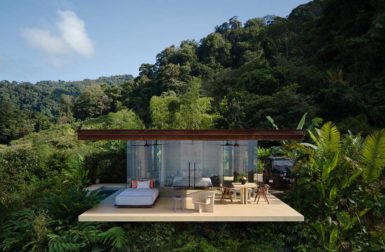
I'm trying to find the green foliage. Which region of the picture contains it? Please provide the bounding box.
[98,226,129,250]
[0,101,39,144]
[74,84,112,120]
[124,223,174,251]
[1,0,385,250]
[360,129,385,181]
[0,75,132,143]
[0,208,53,252]
[286,122,385,250]
[150,78,219,129]
[296,112,307,130]
[82,109,144,129]
[309,121,341,156]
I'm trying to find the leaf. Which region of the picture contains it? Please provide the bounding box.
[318,122,341,154]
[266,116,279,130]
[48,234,84,252]
[300,142,317,150]
[296,112,307,130]
[98,226,128,249]
[321,152,339,182]
[341,170,362,189]
[328,227,339,250]
[317,182,326,199]
[358,208,370,218]
[336,211,351,230]
[329,186,337,201]
[308,129,320,147]
[361,129,385,181]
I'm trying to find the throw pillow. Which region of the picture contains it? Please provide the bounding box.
[137,180,150,189]
[149,179,155,188]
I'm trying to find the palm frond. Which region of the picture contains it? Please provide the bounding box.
[361,129,385,181]
[48,234,84,252]
[308,129,320,147]
[318,122,341,154]
[98,226,128,249]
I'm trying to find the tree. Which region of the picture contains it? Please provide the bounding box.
[59,95,74,124]
[0,101,35,144]
[82,109,144,130]
[198,33,232,67]
[150,78,218,129]
[73,85,112,120]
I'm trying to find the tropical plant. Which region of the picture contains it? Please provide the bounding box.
[286,122,385,250]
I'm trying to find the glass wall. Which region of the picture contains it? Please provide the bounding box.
[127,140,258,188]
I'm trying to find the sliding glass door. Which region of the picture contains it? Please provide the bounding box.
[126,140,257,187]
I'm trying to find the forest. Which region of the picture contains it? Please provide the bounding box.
[0,0,384,251]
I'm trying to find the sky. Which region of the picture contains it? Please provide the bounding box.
[0,0,311,83]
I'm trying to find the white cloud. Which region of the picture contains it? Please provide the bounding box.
[57,10,93,56]
[21,28,68,55]
[21,10,93,65]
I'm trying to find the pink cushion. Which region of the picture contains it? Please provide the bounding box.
[131,180,138,188]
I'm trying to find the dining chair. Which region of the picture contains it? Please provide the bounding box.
[220,184,239,203]
[254,184,270,204]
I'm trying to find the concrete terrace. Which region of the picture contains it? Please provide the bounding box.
[79,187,304,222]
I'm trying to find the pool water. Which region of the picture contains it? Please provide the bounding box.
[98,189,118,200]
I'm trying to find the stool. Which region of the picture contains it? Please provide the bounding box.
[172,196,184,211]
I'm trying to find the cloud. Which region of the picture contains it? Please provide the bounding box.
[21,28,68,55]
[21,10,93,64]
[57,10,93,56]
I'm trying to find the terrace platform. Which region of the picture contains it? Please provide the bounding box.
[79,189,304,222]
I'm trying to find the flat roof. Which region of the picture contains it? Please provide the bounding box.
[79,189,304,222]
[77,129,304,141]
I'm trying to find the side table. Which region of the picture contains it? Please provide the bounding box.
[172,196,184,211]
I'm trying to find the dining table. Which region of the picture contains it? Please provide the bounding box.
[232,182,258,204]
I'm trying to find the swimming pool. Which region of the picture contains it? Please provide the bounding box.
[98,188,119,200]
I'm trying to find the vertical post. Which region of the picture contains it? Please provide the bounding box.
[218,141,224,187]
[188,162,191,188]
[194,162,196,189]
[247,140,257,182]
[126,141,130,185]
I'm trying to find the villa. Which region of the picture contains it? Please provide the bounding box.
[77,129,305,222]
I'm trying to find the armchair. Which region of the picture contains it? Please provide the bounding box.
[191,191,215,213]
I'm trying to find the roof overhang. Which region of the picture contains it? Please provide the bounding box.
[77,129,304,141]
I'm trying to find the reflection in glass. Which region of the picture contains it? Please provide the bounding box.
[127,140,258,188]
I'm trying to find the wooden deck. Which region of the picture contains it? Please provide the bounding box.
[79,188,304,222]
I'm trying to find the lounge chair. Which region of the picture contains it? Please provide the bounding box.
[191,191,215,213]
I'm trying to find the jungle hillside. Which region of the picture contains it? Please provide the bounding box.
[1,0,384,251]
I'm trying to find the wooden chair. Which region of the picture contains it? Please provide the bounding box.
[254,184,270,204]
[219,184,240,203]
